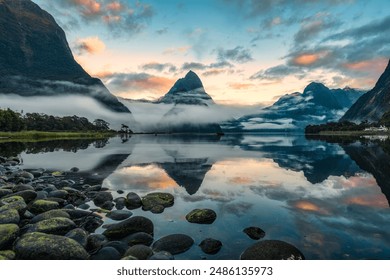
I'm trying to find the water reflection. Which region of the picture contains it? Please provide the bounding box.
[3,134,390,259]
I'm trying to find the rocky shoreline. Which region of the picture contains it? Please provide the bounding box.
[0,155,305,260]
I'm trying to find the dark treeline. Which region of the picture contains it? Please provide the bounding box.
[305,111,390,134]
[0,108,111,132]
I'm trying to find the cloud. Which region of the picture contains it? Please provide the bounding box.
[74,36,106,55]
[217,46,254,63]
[99,72,174,98]
[181,62,208,71]
[162,46,192,55]
[229,83,256,90]
[250,64,302,81]
[290,51,330,67]
[140,62,177,73]
[54,0,154,36]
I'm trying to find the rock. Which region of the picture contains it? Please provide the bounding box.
[70,167,79,173]
[78,203,90,210]
[27,217,76,235]
[14,232,89,260]
[106,210,133,221]
[141,192,174,213]
[19,171,34,180]
[12,184,34,192]
[48,190,68,199]
[121,255,138,260]
[0,189,12,198]
[65,228,89,248]
[148,251,174,260]
[185,209,217,224]
[125,232,154,247]
[91,246,121,260]
[35,191,48,200]
[103,216,154,240]
[152,234,194,255]
[0,209,20,224]
[30,209,70,223]
[64,209,101,219]
[0,250,15,260]
[240,240,305,260]
[243,227,266,240]
[0,224,19,249]
[86,185,102,192]
[79,216,103,233]
[8,190,37,203]
[199,238,222,255]
[86,234,107,253]
[100,201,114,210]
[114,197,126,210]
[93,191,113,207]
[0,196,27,214]
[125,192,142,210]
[29,199,59,214]
[103,241,128,256]
[124,245,153,260]
[117,190,124,194]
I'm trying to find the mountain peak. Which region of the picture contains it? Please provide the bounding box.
[159,71,213,105]
[303,82,328,94]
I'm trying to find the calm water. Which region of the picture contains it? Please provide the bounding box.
[4,134,390,260]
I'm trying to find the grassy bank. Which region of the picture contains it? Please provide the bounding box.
[0,130,116,141]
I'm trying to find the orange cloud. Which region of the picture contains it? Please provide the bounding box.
[72,0,101,16]
[293,53,321,66]
[76,36,106,54]
[293,200,329,215]
[106,1,123,12]
[229,83,255,90]
[229,176,254,185]
[103,15,121,23]
[345,195,388,208]
[343,57,388,74]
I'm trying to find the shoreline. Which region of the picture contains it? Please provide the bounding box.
[0,131,117,141]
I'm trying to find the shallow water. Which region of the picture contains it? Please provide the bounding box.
[5,134,390,260]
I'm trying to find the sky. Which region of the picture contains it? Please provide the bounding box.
[34,0,390,106]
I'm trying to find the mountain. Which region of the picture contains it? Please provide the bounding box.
[0,0,130,113]
[223,82,364,132]
[341,59,390,123]
[158,71,214,106]
[157,71,222,133]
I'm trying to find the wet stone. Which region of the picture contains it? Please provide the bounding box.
[152,234,194,255]
[106,210,133,221]
[148,251,174,260]
[0,224,19,250]
[103,216,154,240]
[125,232,154,247]
[14,232,89,260]
[141,192,174,213]
[65,228,89,248]
[91,246,121,260]
[93,191,113,207]
[27,217,76,235]
[29,199,59,214]
[199,238,222,255]
[86,234,108,253]
[124,245,153,260]
[0,209,20,224]
[185,209,217,224]
[243,227,266,240]
[125,192,142,210]
[240,240,305,260]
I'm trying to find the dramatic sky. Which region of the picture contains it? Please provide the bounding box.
[35,0,390,105]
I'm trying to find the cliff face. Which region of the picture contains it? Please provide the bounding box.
[341,59,390,123]
[0,0,130,113]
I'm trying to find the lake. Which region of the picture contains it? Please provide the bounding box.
[3,133,390,260]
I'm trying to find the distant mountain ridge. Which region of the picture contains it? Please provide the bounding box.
[223,82,364,132]
[0,0,130,113]
[341,59,390,123]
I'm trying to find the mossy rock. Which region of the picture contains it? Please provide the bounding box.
[29,199,59,214]
[240,240,305,260]
[124,244,153,260]
[30,209,70,224]
[0,224,19,250]
[0,196,27,214]
[0,209,20,224]
[152,234,194,255]
[7,190,37,203]
[14,232,89,260]
[0,189,13,199]
[243,226,266,240]
[0,250,16,260]
[27,217,76,235]
[103,216,154,240]
[199,238,222,255]
[185,209,217,224]
[141,192,174,213]
[125,192,142,210]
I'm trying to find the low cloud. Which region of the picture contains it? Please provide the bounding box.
[99,72,175,98]
[140,62,177,73]
[74,36,106,55]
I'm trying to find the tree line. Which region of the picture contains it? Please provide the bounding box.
[0,108,111,132]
